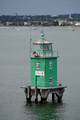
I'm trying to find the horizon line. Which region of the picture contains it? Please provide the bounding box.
[0,13,80,16]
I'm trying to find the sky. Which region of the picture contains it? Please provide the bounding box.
[0,0,80,15]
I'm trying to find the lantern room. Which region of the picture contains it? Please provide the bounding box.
[33,33,53,57]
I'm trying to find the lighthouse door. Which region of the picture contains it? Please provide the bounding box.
[36,76,40,86]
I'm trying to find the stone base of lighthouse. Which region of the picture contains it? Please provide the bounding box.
[24,85,67,103]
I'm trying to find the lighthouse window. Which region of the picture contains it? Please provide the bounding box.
[49,76,52,84]
[36,61,40,69]
[34,45,43,50]
[49,61,52,69]
[44,45,51,50]
[34,45,39,50]
[40,45,43,50]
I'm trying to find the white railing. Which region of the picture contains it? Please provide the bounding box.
[30,50,58,58]
[53,51,58,57]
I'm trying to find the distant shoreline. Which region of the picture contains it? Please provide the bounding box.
[0,25,80,27]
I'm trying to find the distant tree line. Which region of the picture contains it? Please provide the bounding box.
[0,14,80,26]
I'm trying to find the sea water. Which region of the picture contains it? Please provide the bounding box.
[0,26,80,120]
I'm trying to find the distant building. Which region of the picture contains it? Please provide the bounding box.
[24,22,31,26]
[6,22,13,26]
[0,22,1,26]
[69,14,73,19]
[51,15,58,17]
[75,22,80,26]
[58,20,74,26]
[58,20,65,26]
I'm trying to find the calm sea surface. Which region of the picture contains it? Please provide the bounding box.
[0,27,80,120]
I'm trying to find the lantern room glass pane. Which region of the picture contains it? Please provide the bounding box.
[43,45,51,50]
[34,45,43,50]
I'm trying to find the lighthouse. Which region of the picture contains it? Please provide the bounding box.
[30,33,57,87]
[24,31,67,103]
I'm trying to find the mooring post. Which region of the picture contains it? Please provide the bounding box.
[52,93,55,102]
[27,86,31,102]
[35,86,38,103]
[57,96,62,102]
[41,97,47,103]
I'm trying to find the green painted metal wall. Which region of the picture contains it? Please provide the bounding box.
[30,57,57,87]
[45,58,57,87]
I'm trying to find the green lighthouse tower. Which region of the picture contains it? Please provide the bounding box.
[30,33,58,87]
[24,31,67,103]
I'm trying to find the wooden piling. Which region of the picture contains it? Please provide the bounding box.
[52,93,55,102]
[35,86,38,103]
[41,97,47,103]
[57,96,62,102]
[27,86,31,102]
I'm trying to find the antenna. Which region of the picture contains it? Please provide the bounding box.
[41,15,44,34]
[29,27,32,57]
[41,15,45,40]
[42,25,44,34]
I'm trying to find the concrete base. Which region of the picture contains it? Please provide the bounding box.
[24,86,67,103]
